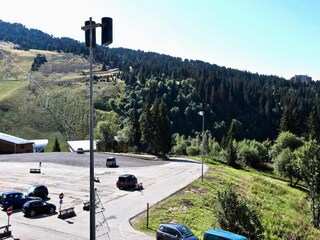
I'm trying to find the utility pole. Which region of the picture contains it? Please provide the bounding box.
[81,17,113,240]
[198,111,205,182]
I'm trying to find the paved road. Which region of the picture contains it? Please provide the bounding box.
[0,153,207,240]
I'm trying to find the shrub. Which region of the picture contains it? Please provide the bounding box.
[237,139,267,168]
[186,146,200,156]
[172,142,187,155]
[274,148,300,186]
[216,187,264,239]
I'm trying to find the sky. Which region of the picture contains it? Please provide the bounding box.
[1,0,320,80]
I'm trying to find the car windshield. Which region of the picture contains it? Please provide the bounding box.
[176,226,193,237]
[21,194,28,199]
[25,186,36,193]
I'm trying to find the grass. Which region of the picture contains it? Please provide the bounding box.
[132,158,320,240]
[0,42,120,143]
[0,81,26,100]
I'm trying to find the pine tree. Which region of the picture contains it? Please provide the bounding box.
[130,107,141,151]
[307,108,320,142]
[140,97,153,153]
[53,137,61,152]
[151,97,161,154]
[158,99,171,155]
[279,108,290,133]
[226,140,237,166]
[31,54,47,71]
[290,108,301,135]
[226,119,242,143]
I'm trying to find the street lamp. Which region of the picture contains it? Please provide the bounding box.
[198,111,204,182]
[81,17,112,240]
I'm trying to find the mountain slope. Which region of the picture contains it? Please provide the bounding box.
[0,19,320,144]
[0,41,122,146]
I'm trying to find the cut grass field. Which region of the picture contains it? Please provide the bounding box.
[0,80,26,101]
[132,159,320,240]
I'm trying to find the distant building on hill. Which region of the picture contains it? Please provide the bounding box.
[290,75,312,83]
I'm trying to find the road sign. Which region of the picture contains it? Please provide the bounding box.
[7,207,13,216]
[59,193,64,199]
[59,199,63,205]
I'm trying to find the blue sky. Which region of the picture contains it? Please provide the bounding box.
[1,0,319,80]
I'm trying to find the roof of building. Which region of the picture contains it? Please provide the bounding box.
[0,132,34,145]
[31,139,49,152]
[67,140,98,152]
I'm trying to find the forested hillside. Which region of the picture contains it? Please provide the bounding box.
[1,19,319,144]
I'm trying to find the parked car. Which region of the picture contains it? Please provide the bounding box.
[22,199,56,217]
[106,157,117,167]
[0,191,33,210]
[116,174,139,190]
[24,185,49,199]
[76,148,84,154]
[156,223,199,240]
[203,229,248,240]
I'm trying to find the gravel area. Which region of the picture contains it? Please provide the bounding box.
[0,153,204,240]
[0,152,167,168]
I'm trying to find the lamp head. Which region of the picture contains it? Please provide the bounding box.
[198,111,204,116]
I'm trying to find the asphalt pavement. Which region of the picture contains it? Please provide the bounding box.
[0,153,207,240]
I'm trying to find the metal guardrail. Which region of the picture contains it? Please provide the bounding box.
[29,168,41,174]
[0,224,11,239]
[58,207,76,219]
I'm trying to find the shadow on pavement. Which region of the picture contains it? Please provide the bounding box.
[168,158,202,164]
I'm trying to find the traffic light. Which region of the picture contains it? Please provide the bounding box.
[101,17,113,46]
[85,20,96,48]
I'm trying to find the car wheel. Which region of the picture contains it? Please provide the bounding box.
[30,210,36,217]
[49,207,55,214]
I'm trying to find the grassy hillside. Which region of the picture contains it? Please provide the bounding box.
[0,41,122,149]
[133,159,320,240]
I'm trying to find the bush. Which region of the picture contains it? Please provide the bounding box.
[274,148,300,186]
[186,146,200,156]
[172,143,187,155]
[216,187,264,239]
[269,131,303,160]
[237,139,266,168]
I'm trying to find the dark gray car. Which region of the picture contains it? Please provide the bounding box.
[156,223,199,240]
[106,157,117,167]
[0,191,33,210]
[24,185,49,199]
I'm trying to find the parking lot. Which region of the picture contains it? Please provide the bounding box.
[0,152,205,240]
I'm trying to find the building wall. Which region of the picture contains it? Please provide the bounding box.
[0,141,33,154]
[291,75,312,83]
[15,143,33,153]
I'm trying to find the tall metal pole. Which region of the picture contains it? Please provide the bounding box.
[89,17,96,240]
[201,113,204,182]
